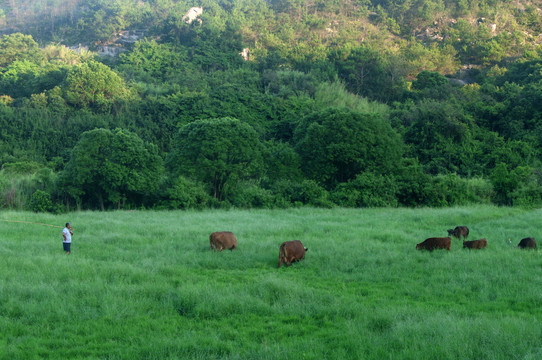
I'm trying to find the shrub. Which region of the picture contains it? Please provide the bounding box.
[511,169,542,208]
[330,173,399,207]
[2,161,42,175]
[465,177,494,204]
[395,159,433,207]
[429,174,471,206]
[229,183,276,209]
[29,189,57,213]
[270,179,332,207]
[160,176,211,209]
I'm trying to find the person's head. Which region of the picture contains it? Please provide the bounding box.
[66,222,71,228]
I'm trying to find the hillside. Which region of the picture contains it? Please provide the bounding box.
[1,1,541,71]
[0,0,542,211]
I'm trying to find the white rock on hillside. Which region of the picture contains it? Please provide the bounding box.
[182,7,203,24]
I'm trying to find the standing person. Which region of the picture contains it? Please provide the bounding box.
[62,222,73,254]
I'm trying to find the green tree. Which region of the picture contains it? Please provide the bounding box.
[29,189,56,213]
[402,99,471,174]
[0,33,43,68]
[166,117,264,201]
[63,60,132,111]
[0,61,67,98]
[118,39,188,83]
[411,70,448,91]
[294,106,403,188]
[331,46,406,102]
[330,172,399,207]
[78,0,136,43]
[261,140,303,185]
[60,128,163,210]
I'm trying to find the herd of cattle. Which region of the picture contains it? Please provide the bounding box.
[209,226,537,268]
[415,225,537,252]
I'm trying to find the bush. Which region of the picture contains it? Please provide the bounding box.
[160,176,211,209]
[29,189,61,213]
[229,183,276,209]
[511,169,542,208]
[330,172,399,207]
[270,179,333,207]
[465,177,494,204]
[395,159,433,207]
[428,174,471,206]
[2,161,42,175]
[416,174,495,207]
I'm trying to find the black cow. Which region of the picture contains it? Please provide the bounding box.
[447,226,469,240]
[463,238,487,249]
[416,237,451,251]
[517,237,537,249]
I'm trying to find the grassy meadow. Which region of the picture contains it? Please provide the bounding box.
[0,206,541,359]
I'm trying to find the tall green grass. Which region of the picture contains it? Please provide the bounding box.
[1,206,541,359]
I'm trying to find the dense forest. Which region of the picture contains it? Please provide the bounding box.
[1,0,541,211]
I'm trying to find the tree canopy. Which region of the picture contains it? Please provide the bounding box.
[60,128,163,210]
[295,107,403,188]
[166,117,264,201]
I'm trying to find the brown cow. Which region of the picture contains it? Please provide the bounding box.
[463,238,487,249]
[416,237,451,251]
[447,226,469,240]
[209,231,237,251]
[278,240,308,268]
[517,237,537,249]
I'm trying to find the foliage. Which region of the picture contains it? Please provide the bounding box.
[294,106,403,188]
[261,140,303,185]
[159,175,212,210]
[118,39,188,83]
[0,2,542,209]
[270,179,333,208]
[263,69,318,98]
[1,161,43,175]
[229,181,277,209]
[411,70,449,91]
[0,60,68,98]
[331,45,407,102]
[0,33,43,68]
[29,189,57,213]
[330,172,399,208]
[166,117,264,201]
[63,60,132,111]
[313,80,389,116]
[60,128,163,210]
[0,165,58,210]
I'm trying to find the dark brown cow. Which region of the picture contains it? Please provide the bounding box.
[463,238,487,249]
[209,231,237,251]
[416,237,451,251]
[447,226,469,240]
[278,240,308,268]
[517,237,537,249]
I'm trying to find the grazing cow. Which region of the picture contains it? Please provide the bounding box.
[517,237,537,249]
[278,240,308,268]
[416,237,451,251]
[447,226,469,240]
[209,231,237,251]
[463,238,487,249]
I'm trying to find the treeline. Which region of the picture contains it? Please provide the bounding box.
[0,0,541,211]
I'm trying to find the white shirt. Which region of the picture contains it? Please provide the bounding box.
[62,227,72,243]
